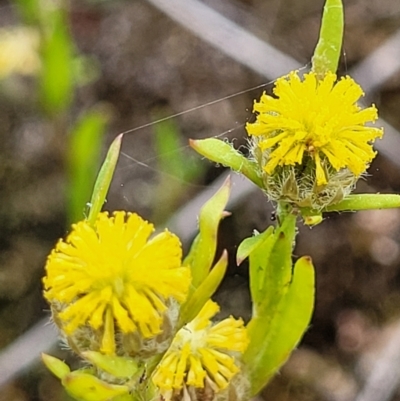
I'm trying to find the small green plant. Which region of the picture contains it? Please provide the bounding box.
[41,1,400,400]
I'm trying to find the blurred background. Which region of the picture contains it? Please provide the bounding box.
[1,0,400,400]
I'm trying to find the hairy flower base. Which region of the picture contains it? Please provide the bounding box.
[43,211,191,354]
[152,301,249,401]
[252,140,358,209]
[247,71,383,191]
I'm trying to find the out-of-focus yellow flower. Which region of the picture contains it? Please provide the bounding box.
[0,27,41,78]
[152,300,248,401]
[43,211,191,355]
[246,71,383,186]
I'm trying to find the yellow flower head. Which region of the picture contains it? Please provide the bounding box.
[43,211,191,355]
[246,71,383,187]
[152,300,249,401]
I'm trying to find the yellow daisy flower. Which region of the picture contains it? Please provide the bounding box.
[43,211,191,355]
[152,300,249,401]
[246,71,383,186]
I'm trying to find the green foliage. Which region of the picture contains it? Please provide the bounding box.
[190,138,263,187]
[87,134,123,226]
[15,0,75,113]
[324,193,400,211]
[236,226,274,265]
[241,213,315,395]
[312,0,344,77]
[179,177,231,325]
[298,194,400,222]
[42,353,70,380]
[247,213,296,318]
[183,176,230,287]
[67,106,112,224]
[82,352,140,379]
[179,250,227,326]
[62,371,130,401]
[246,256,315,394]
[39,6,74,115]
[41,1,400,400]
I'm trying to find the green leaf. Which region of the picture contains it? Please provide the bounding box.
[82,351,140,379]
[67,105,112,224]
[236,226,274,266]
[62,371,129,401]
[245,256,315,395]
[244,212,300,393]
[87,134,123,226]
[190,138,263,188]
[41,353,70,380]
[312,0,344,77]
[300,194,400,218]
[248,213,296,313]
[179,250,227,326]
[247,232,276,309]
[325,193,400,211]
[183,176,231,288]
[39,7,74,114]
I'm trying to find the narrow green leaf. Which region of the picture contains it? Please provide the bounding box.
[249,213,296,313]
[245,256,315,395]
[236,226,274,266]
[39,8,74,114]
[184,176,231,288]
[247,231,275,308]
[180,250,228,326]
[256,233,292,318]
[190,138,263,188]
[62,372,129,401]
[245,212,297,382]
[67,105,112,224]
[325,193,400,211]
[87,134,123,226]
[42,353,70,380]
[312,0,344,77]
[300,194,400,218]
[82,351,140,379]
